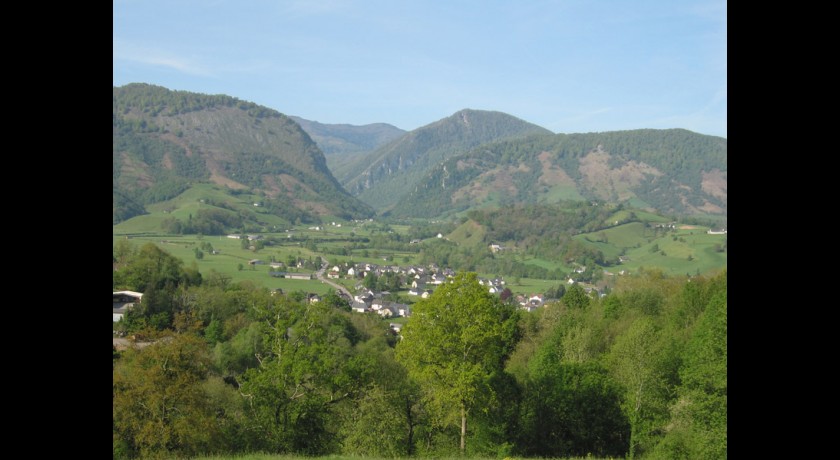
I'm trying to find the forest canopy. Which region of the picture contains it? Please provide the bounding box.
[113,242,726,459]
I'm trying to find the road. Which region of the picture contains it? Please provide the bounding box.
[314,263,352,299]
[112,337,154,351]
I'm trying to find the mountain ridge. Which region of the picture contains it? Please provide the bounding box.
[113,83,374,226]
[337,109,554,211]
[114,83,726,229]
[387,128,727,219]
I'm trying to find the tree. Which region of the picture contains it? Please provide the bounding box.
[113,242,190,293]
[204,318,223,345]
[362,272,378,289]
[518,361,628,457]
[499,287,513,303]
[113,333,221,458]
[238,297,372,454]
[321,290,349,311]
[655,275,726,459]
[563,283,589,309]
[607,317,668,459]
[395,272,520,454]
[339,384,407,456]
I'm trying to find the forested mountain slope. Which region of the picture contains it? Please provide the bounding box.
[389,129,727,219]
[113,83,373,225]
[339,109,553,211]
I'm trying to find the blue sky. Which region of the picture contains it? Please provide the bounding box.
[114,0,726,138]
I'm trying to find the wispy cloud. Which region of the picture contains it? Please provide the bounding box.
[113,41,215,77]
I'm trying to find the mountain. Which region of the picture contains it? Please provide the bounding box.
[388,129,727,219]
[288,116,406,186]
[338,109,554,211]
[288,116,405,156]
[113,83,373,226]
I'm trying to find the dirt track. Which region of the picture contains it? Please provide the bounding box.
[113,337,154,351]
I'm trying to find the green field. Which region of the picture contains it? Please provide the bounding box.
[574,223,727,276]
[625,196,653,210]
[114,221,428,297]
[621,230,727,276]
[115,202,725,297]
[114,233,333,291]
[479,273,561,296]
[115,184,289,234]
[540,184,585,202]
[520,257,562,271]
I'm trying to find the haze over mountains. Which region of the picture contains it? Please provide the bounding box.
[113,84,726,226]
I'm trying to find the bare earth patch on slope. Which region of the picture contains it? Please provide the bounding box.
[204,157,248,190]
[119,153,154,188]
[578,148,662,201]
[160,132,196,158]
[451,164,526,203]
[701,169,727,202]
[537,151,575,187]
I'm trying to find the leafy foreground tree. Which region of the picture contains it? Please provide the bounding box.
[237,296,374,454]
[113,333,224,458]
[395,272,520,454]
[607,317,670,459]
[652,275,727,459]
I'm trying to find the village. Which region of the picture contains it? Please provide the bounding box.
[114,256,606,334]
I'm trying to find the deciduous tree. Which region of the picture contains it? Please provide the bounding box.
[395,272,519,454]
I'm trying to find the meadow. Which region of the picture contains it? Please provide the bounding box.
[575,222,727,276]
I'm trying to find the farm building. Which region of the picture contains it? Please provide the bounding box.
[113,291,143,322]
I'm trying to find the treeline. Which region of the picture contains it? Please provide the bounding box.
[114,242,725,459]
[114,83,282,118]
[467,202,614,267]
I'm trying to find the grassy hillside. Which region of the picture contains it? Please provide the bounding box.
[113,183,305,234]
[577,224,727,276]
